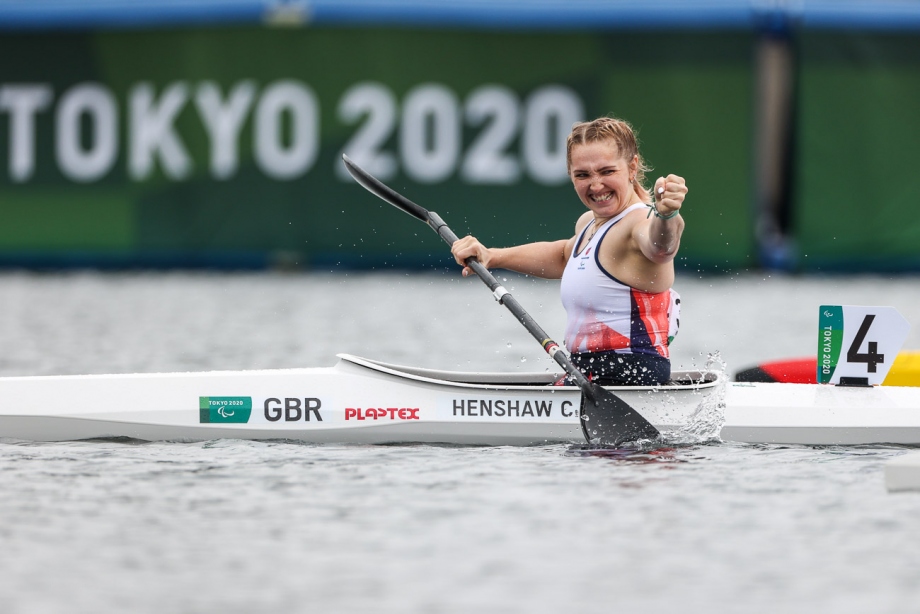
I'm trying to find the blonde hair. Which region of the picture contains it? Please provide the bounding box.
[566,117,652,196]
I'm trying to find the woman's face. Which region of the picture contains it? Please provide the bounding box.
[569,141,638,218]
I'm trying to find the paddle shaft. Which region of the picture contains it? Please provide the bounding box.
[417,213,595,394]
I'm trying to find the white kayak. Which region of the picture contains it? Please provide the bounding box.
[1,354,920,446]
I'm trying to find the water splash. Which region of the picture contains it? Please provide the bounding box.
[665,351,728,445]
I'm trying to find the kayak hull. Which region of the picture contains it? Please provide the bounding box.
[724,381,920,445]
[2,354,920,445]
[0,354,717,445]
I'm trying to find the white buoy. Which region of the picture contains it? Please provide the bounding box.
[885,452,920,492]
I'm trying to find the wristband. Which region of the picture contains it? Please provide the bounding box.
[646,204,680,220]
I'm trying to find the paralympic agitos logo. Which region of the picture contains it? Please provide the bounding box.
[199,396,253,423]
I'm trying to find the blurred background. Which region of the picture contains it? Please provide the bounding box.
[0,0,919,274]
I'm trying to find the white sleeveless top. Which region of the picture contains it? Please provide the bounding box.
[560,203,680,358]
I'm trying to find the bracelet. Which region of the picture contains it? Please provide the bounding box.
[646,204,680,220]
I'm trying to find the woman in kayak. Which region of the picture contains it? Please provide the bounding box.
[450,116,686,386]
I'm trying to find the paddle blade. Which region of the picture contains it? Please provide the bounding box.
[342,154,430,222]
[579,383,660,446]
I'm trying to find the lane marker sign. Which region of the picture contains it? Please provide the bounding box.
[818,305,910,385]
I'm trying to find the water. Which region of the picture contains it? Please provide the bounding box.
[1,271,920,613]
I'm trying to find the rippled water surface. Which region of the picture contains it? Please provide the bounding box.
[1,271,920,613]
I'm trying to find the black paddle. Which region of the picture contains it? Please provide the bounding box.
[342,154,660,447]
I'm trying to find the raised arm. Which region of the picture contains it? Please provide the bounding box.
[634,174,687,263]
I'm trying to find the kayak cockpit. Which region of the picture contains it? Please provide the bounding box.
[335,354,721,390]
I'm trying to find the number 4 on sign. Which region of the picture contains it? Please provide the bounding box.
[817,305,911,385]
